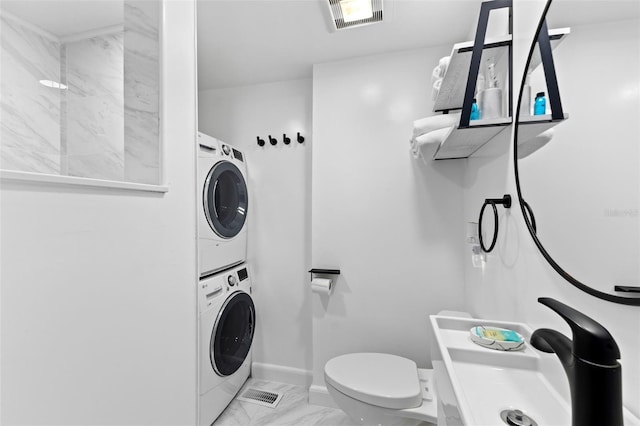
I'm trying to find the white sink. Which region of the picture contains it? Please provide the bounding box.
[429,315,640,426]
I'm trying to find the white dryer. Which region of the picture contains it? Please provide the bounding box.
[198,263,255,426]
[197,132,248,277]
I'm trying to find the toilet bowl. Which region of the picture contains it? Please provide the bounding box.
[325,353,437,426]
[324,311,471,426]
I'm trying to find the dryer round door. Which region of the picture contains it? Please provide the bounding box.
[211,291,255,377]
[203,161,248,239]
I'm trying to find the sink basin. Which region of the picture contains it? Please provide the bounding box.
[429,315,640,426]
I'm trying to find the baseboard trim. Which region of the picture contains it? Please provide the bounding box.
[251,362,312,388]
[308,384,338,409]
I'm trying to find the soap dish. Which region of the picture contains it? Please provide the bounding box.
[470,326,525,351]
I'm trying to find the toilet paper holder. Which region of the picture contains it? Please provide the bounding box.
[308,268,340,281]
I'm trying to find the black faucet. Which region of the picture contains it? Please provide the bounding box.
[530,297,622,426]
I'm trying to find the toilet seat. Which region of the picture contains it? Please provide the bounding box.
[324,353,422,409]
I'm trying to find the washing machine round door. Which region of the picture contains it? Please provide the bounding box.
[211,291,255,377]
[203,161,248,239]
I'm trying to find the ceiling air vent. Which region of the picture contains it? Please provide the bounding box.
[328,0,383,31]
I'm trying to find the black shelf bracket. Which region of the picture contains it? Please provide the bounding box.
[460,0,513,128]
[537,19,564,120]
[309,268,341,281]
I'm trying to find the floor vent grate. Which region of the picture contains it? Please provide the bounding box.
[237,388,284,408]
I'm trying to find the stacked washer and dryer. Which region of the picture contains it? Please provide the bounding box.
[197,132,255,426]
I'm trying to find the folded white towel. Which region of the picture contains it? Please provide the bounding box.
[413,113,460,138]
[518,128,554,159]
[410,127,452,159]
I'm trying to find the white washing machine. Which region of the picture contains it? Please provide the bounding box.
[197,132,249,278]
[198,263,255,426]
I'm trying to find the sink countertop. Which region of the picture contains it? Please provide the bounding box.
[429,314,640,426]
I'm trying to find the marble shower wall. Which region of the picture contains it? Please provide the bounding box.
[0,13,62,174]
[0,2,160,184]
[124,1,160,185]
[64,31,125,181]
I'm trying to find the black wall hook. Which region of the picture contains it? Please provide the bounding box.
[297,132,305,144]
[257,136,265,147]
[269,135,277,146]
[283,133,291,145]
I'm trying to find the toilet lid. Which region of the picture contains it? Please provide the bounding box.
[324,353,422,409]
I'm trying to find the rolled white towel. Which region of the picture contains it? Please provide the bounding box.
[431,56,451,83]
[431,78,442,102]
[431,66,441,84]
[518,128,554,159]
[438,56,450,77]
[410,127,453,159]
[413,112,460,138]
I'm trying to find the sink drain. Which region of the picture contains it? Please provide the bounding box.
[500,409,538,426]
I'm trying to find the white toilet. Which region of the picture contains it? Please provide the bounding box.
[325,352,437,426]
[324,311,471,426]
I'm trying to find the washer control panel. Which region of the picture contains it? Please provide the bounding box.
[198,265,251,314]
[199,281,224,312]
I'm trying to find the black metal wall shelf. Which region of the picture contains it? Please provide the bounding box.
[433,29,569,115]
[426,0,570,161]
[434,34,513,113]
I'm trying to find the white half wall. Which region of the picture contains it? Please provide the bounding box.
[310,47,467,401]
[0,1,198,424]
[198,79,314,385]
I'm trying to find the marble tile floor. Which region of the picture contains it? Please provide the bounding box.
[212,379,360,426]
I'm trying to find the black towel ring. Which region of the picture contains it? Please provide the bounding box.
[479,201,498,252]
[478,194,512,253]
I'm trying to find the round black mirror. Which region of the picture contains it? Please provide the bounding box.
[514,0,640,305]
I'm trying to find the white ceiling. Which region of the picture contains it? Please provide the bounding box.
[197,0,482,90]
[3,0,636,91]
[197,0,640,91]
[1,1,122,38]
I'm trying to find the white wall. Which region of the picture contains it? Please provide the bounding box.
[0,1,198,424]
[463,0,640,417]
[198,79,314,385]
[310,47,467,403]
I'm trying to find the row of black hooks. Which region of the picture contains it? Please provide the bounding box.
[257,132,305,147]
